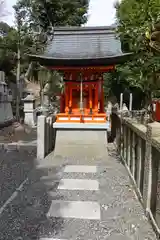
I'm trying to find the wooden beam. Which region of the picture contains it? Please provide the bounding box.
[48,65,115,72]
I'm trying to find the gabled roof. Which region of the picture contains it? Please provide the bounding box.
[29,26,132,67]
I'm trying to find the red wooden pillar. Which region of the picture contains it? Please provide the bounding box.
[65,83,69,113]
[95,82,98,113]
[69,84,72,112]
[60,93,64,113]
[101,78,104,113]
[89,84,92,111]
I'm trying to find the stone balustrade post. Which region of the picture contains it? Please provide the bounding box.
[131,131,136,177]
[136,137,143,191]
[127,127,131,167]
[143,122,160,214]
[122,123,127,159]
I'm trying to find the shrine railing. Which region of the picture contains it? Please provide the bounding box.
[112,112,160,236]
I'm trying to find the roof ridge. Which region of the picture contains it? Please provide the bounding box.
[52,26,116,31]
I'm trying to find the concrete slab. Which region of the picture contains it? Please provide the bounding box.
[63,165,97,173]
[40,239,66,240]
[58,179,99,191]
[47,200,100,220]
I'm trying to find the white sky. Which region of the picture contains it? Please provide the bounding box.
[3,0,117,26]
[86,0,116,26]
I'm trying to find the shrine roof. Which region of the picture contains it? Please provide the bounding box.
[28,26,133,67]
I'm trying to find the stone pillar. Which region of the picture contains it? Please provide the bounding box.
[143,122,160,213]
[23,94,36,126]
[129,93,133,111]
[46,117,50,155]
[120,93,123,110]
[37,115,46,159]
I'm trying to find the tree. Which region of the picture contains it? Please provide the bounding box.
[150,21,160,52]
[11,3,49,119]
[13,0,89,112]
[14,0,89,32]
[0,22,18,75]
[115,0,160,107]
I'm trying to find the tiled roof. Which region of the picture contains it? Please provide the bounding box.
[28,26,132,66]
[44,26,123,59]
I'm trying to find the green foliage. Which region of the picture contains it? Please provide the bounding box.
[11,0,89,94]
[0,21,44,78]
[115,0,160,103]
[14,0,89,32]
[150,21,160,52]
[0,22,18,76]
[0,0,89,76]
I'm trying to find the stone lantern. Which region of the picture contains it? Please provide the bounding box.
[23,94,36,126]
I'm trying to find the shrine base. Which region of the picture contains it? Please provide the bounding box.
[56,113,107,124]
[53,122,111,131]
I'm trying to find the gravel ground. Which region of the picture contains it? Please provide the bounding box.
[0,148,36,208]
[0,123,37,143]
[0,130,157,240]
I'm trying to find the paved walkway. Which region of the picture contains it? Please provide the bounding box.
[0,131,157,239]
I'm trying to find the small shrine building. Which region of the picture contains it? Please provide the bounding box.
[29,26,132,128]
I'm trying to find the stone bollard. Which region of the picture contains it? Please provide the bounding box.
[143,122,160,214]
[37,115,46,159]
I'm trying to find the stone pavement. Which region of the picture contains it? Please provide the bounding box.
[0,131,157,239]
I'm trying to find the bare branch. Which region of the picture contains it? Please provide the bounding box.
[0,0,6,19]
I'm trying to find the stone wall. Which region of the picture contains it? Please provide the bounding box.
[113,113,160,236]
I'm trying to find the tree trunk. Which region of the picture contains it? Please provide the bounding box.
[16,46,20,121]
[25,62,33,81]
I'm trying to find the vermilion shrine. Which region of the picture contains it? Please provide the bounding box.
[29,26,131,128]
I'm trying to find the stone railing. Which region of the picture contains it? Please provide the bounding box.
[37,114,56,159]
[112,112,160,236]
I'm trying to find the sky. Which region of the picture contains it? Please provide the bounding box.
[3,0,117,27]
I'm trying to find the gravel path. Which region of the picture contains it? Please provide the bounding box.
[0,149,36,208]
[0,131,157,240]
